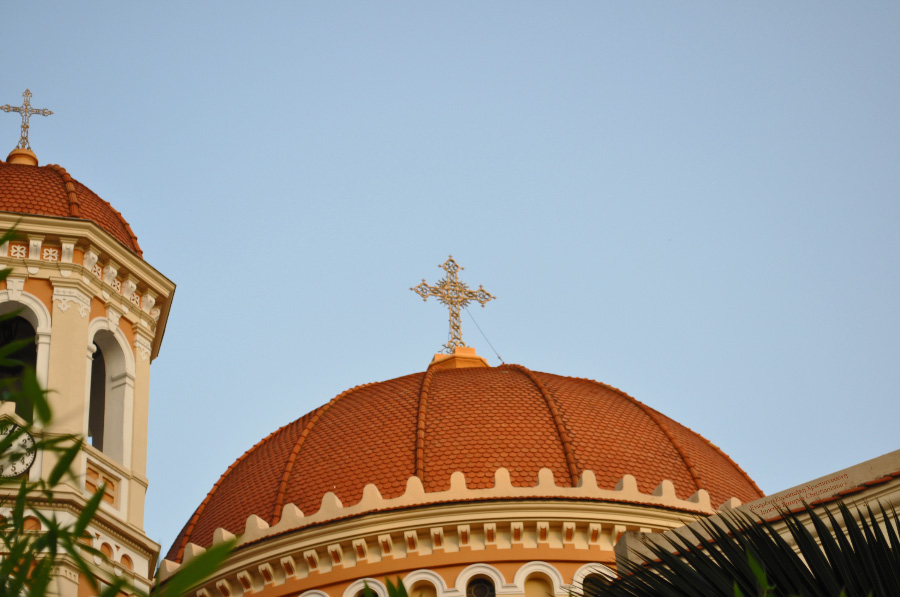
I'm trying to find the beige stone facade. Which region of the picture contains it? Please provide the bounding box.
[0,208,174,595]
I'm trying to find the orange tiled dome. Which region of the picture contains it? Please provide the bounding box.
[0,161,142,256]
[169,364,763,561]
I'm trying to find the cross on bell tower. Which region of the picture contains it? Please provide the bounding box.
[1,89,53,151]
[411,256,495,353]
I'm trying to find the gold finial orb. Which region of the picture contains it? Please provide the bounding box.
[2,89,53,158]
[411,255,496,354]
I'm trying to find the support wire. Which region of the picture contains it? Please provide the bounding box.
[465,307,504,363]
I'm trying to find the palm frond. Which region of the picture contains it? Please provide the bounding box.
[584,501,900,597]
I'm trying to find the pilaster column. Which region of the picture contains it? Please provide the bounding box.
[35,331,51,389]
[129,327,154,529]
[50,562,80,597]
[47,281,92,437]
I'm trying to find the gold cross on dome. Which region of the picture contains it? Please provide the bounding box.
[411,256,495,353]
[1,90,53,150]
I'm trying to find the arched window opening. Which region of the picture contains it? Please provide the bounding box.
[87,330,129,464]
[524,574,552,597]
[0,315,37,422]
[410,582,437,597]
[88,345,106,451]
[581,574,607,596]
[120,554,133,571]
[466,577,495,597]
[354,584,383,597]
[100,542,114,559]
[23,516,41,531]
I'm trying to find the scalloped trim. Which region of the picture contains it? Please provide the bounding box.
[162,466,734,572]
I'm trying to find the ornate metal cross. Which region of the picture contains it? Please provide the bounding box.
[1,90,53,150]
[411,256,495,353]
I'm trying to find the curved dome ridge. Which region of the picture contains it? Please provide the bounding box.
[167,366,765,562]
[0,161,142,256]
[562,370,763,497]
[557,372,763,497]
[519,370,733,500]
[659,408,764,498]
[173,413,310,563]
[413,365,437,479]
[504,364,579,484]
[630,393,705,489]
[270,381,381,524]
[43,164,80,216]
[421,365,572,492]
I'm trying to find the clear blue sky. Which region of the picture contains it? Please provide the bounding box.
[3,3,898,555]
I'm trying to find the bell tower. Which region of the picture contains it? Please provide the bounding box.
[0,90,174,595]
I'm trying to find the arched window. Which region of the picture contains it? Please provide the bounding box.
[0,315,37,422]
[410,582,437,597]
[345,580,385,597]
[581,573,608,596]
[120,554,133,571]
[524,573,552,597]
[100,542,114,559]
[87,329,130,464]
[466,578,495,597]
[88,344,106,450]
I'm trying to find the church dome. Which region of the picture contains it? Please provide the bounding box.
[169,363,762,562]
[0,160,142,256]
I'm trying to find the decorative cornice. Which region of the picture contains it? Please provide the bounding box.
[50,562,80,584]
[164,466,739,580]
[27,235,43,274]
[160,495,703,595]
[2,242,163,334]
[0,487,160,559]
[0,213,175,359]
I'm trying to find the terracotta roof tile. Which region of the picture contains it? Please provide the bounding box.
[166,365,764,562]
[0,162,142,256]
